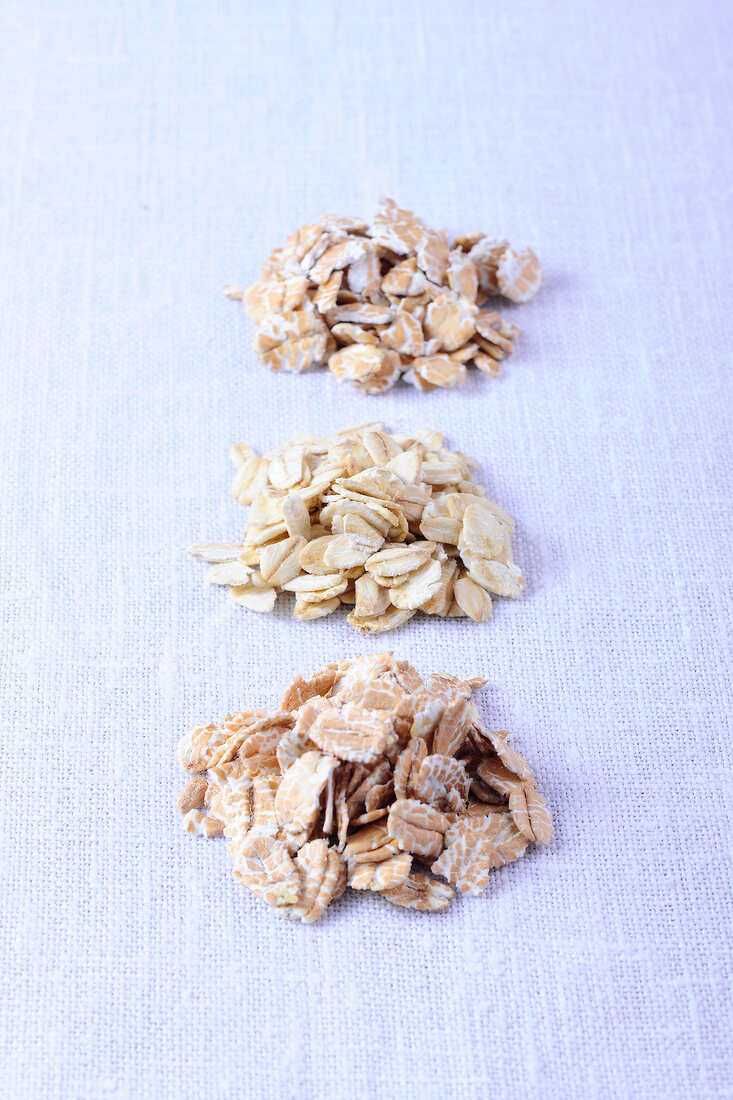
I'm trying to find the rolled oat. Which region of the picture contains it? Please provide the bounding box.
[175,654,552,922]
[189,423,524,633]
[227,198,541,393]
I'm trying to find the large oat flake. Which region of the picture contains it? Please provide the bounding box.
[189,422,524,633]
[225,198,542,393]
[175,654,552,922]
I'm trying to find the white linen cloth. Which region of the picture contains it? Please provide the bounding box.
[1,1,731,1097]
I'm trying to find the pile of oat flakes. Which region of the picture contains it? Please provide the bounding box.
[225,198,542,393]
[178,201,553,923]
[177,654,552,922]
[189,422,523,633]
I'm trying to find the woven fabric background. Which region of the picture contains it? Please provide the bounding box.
[1,1,731,1097]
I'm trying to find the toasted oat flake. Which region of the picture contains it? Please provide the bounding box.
[349,853,413,892]
[175,654,551,923]
[231,198,541,393]
[380,872,454,912]
[177,776,208,814]
[432,814,529,895]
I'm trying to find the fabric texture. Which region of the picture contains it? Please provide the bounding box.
[1,1,731,1097]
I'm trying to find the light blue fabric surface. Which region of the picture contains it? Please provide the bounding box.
[1,2,731,1097]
